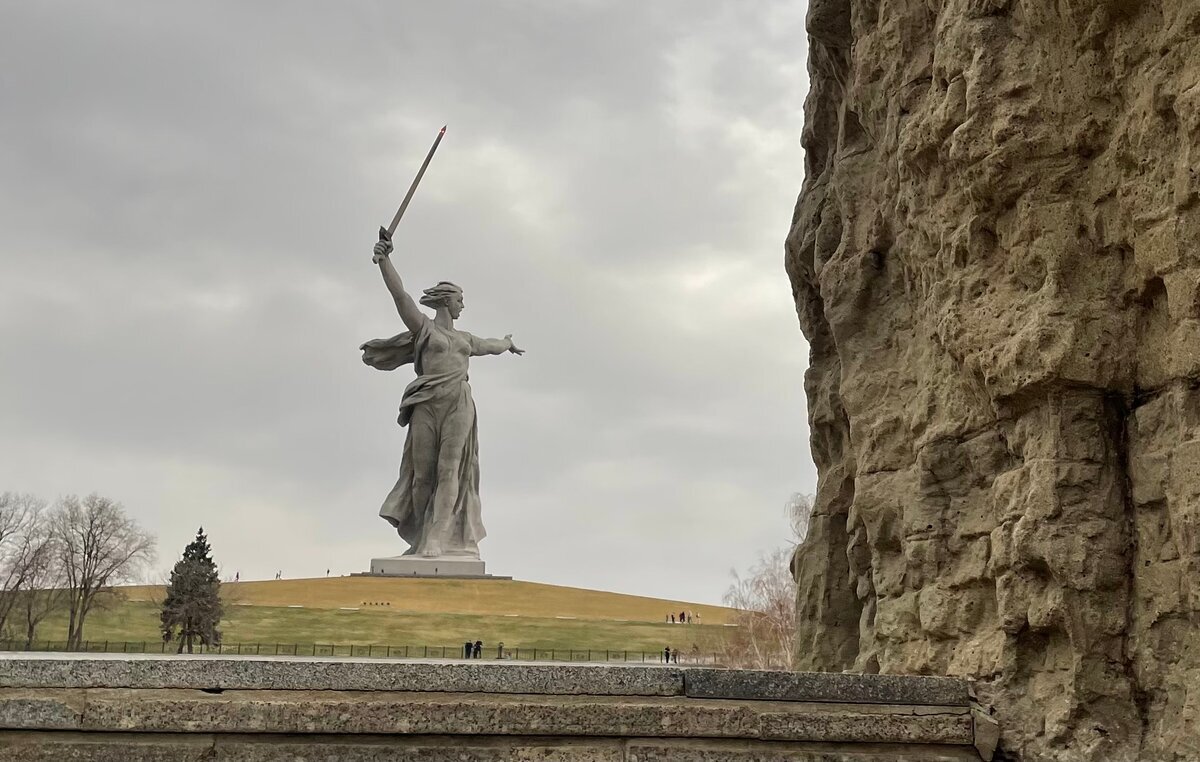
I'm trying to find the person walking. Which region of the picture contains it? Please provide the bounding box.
[663,646,671,664]
[464,640,473,659]
[473,640,483,659]
[670,613,676,624]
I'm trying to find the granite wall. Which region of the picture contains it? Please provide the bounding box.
[0,656,990,761]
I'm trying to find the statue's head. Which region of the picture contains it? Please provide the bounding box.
[420,281,464,319]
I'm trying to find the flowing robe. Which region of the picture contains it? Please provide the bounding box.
[360,316,486,557]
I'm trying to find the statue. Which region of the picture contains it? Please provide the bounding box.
[360,235,523,559]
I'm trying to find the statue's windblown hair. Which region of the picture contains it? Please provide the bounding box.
[419,281,463,309]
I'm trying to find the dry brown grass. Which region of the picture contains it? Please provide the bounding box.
[119,577,732,625]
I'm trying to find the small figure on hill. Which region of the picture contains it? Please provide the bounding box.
[679,610,686,623]
[663,646,671,663]
[670,613,676,624]
[473,640,483,658]
[497,641,505,659]
[464,640,473,659]
[686,612,692,624]
[234,572,239,583]
[326,568,330,577]
[672,647,679,664]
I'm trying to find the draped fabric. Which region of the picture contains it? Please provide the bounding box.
[361,318,485,556]
[360,332,416,372]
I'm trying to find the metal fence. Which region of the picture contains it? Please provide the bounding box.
[0,639,720,664]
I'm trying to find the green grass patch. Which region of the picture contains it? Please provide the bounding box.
[24,598,726,657]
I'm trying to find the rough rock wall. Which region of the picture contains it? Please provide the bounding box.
[785,1,1200,760]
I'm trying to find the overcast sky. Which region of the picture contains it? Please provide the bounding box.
[0,2,814,605]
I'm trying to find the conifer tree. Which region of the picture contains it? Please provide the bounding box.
[160,527,222,653]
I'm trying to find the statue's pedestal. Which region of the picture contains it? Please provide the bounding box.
[367,556,497,578]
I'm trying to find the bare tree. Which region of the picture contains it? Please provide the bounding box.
[15,529,66,648]
[52,494,156,650]
[0,493,50,638]
[720,547,797,669]
[716,493,813,670]
[787,492,813,545]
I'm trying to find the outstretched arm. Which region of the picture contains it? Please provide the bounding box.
[470,334,525,357]
[373,239,424,333]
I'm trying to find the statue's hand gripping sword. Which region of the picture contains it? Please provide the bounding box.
[379,125,446,244]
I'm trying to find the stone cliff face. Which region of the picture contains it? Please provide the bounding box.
[785,1,1200,759]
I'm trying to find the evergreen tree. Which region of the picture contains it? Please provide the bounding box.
[160,527,222,654]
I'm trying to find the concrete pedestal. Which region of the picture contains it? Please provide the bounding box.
[368,555,488,577]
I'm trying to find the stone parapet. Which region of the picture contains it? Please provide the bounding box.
[0,655,990,760]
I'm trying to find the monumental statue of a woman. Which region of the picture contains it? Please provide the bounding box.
[360,235,523,561]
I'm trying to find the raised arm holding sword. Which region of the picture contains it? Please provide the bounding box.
[360,126,523,562]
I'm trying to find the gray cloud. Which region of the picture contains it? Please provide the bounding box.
[0,1,813,604]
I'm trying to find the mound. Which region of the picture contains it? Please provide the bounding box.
[120,577,731,624]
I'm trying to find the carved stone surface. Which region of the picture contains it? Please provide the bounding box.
[786,1,1200,760]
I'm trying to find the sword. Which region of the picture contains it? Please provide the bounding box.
[379,125,446,242]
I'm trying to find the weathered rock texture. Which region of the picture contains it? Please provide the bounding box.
[785,1,1200,760]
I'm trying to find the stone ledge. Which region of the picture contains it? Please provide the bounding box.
[0,655,683,696]
[683,669,970,706]
[0,732,983,762]
[0,655,973,707]
[0,688,973,745]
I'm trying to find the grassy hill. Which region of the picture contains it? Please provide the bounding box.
[15,577,736,657]
[122,576,732,624]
